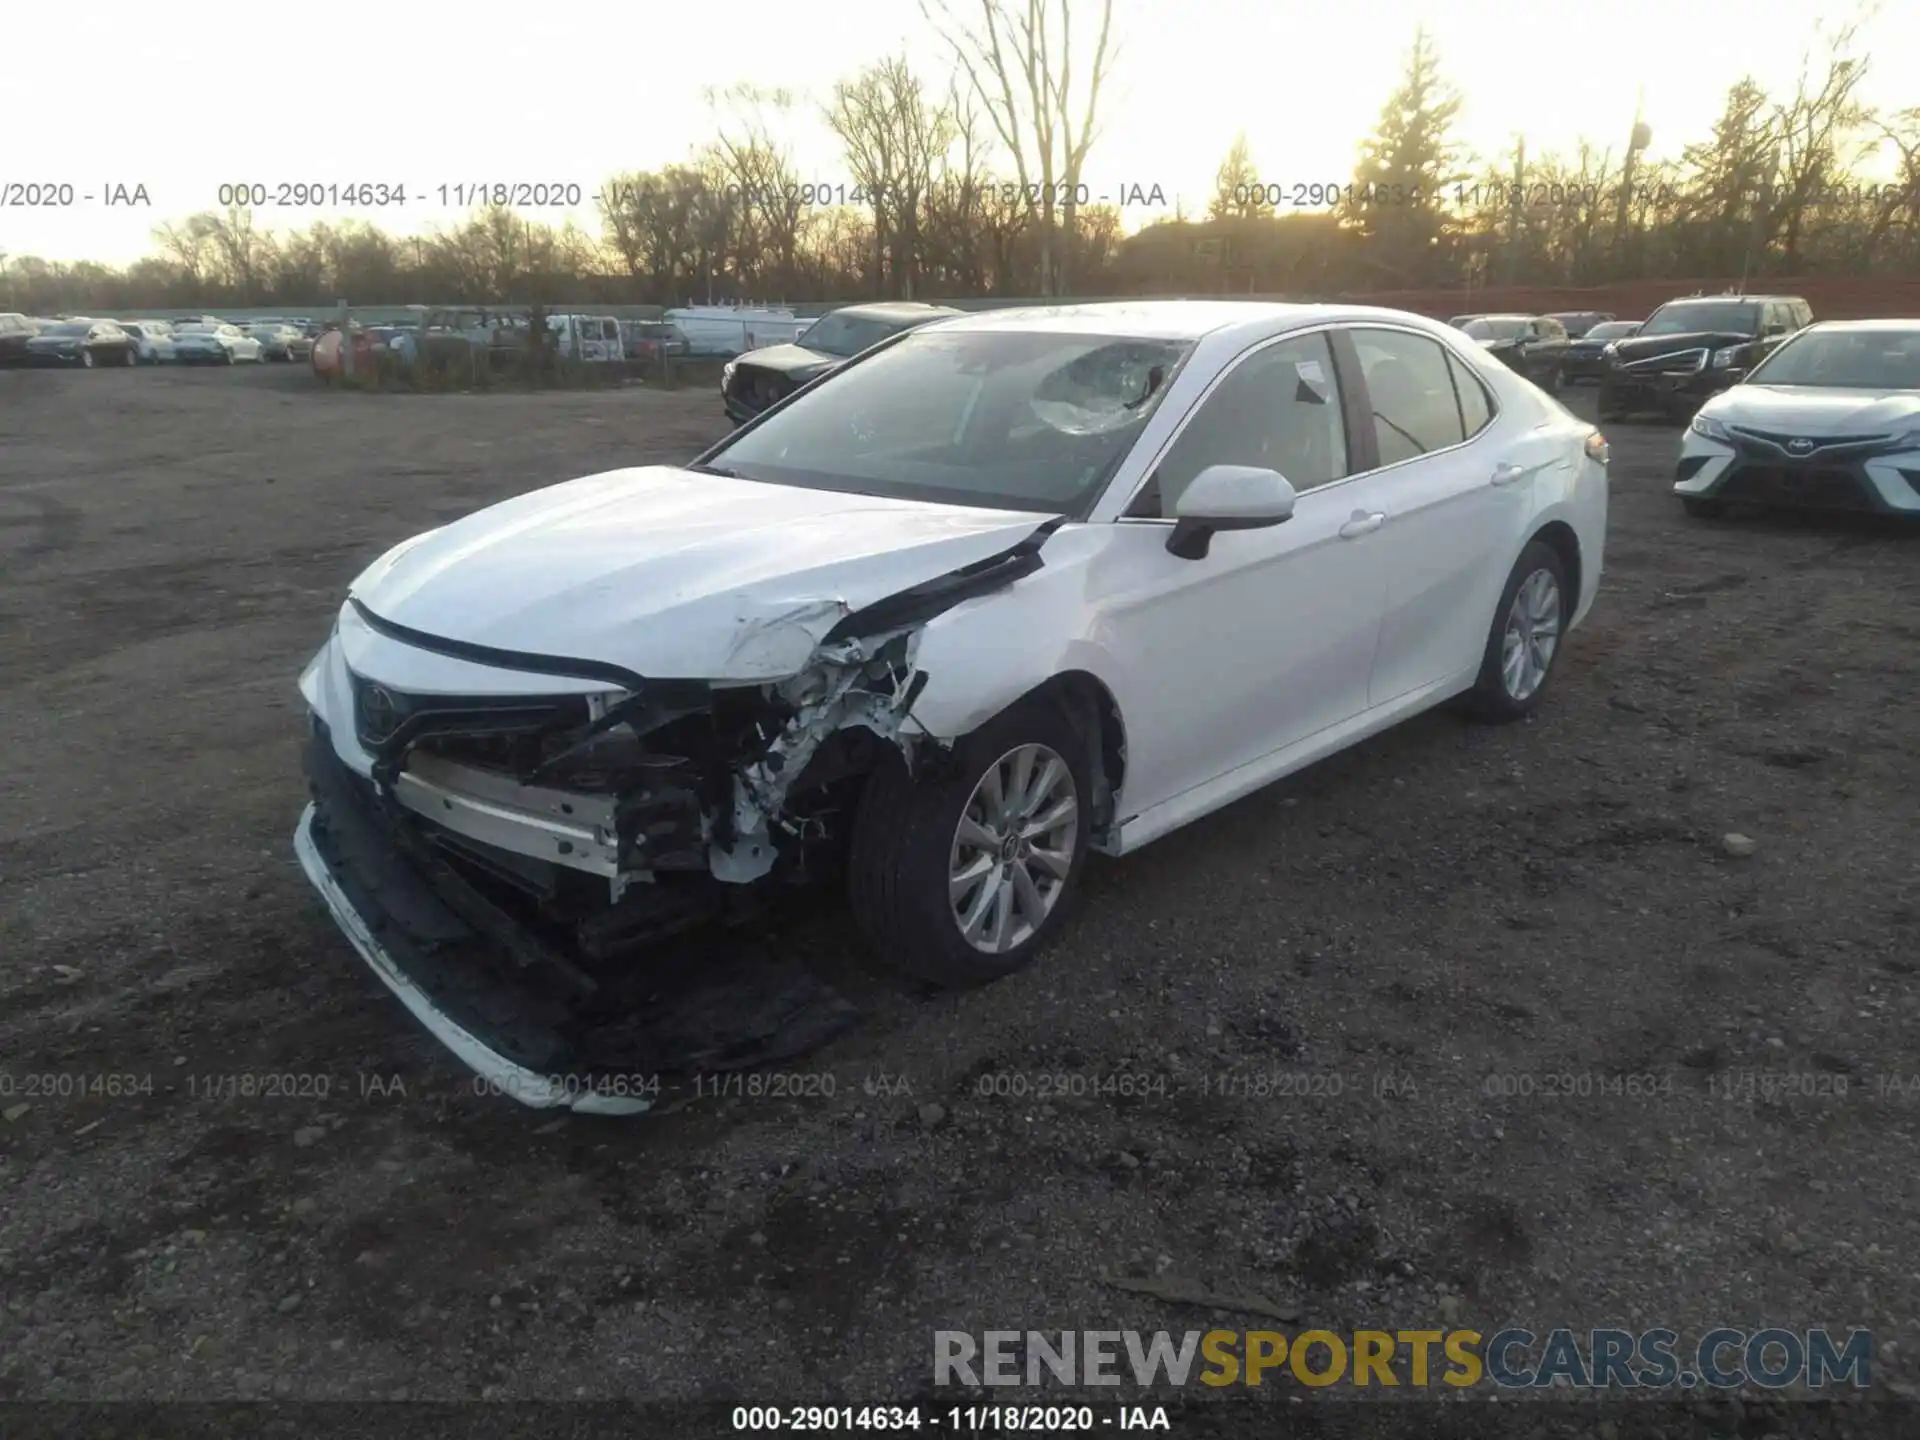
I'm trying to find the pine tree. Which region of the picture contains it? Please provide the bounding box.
[1208,134,1271,221]
[1343,27,1467,285]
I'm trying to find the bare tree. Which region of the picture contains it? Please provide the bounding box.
[1764,21,1875,271]
[827,57,954,298]
[206,206,273,301]
[708,85,807,301]
[922,0,1119,295]
[152,214,219,295]
[1864,106,1920,269]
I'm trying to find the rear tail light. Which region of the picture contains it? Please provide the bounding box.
[1584,432,1610,465]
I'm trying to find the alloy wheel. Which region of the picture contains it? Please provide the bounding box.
[947,742,1079,955]
[1500,568,1562,702]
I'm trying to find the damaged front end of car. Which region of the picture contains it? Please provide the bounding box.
[294,520,1062,1112]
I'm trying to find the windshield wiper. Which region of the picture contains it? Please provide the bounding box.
[1122,364,1168,411]
[686,461,740,477]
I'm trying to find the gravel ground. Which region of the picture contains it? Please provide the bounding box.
[1,362,1916,1427]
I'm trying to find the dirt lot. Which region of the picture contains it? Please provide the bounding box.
[2,361,1916,1424]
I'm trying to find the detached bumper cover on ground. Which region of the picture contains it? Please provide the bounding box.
[294,729,859,1111]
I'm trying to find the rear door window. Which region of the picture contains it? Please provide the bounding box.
[1349,328,1468,466]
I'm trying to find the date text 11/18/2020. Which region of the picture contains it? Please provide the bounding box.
[702,180,1172,211]
[730,1404,1171,1431]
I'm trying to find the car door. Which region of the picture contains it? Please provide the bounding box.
[1338,325,1556,706]
[1091,329,1390,817]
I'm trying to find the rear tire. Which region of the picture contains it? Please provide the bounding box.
[1681,496,1728,519]
[848,693,1093,988]
[1466,540,1570,724]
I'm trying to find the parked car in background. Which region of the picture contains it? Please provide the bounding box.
[621,319,691,362]
[1556,319,1642,384]
[1675,320,1920,518]
[1599,294,1812,423]
[247,322,311,361]
[1545,311,1614,339]
[1448,314,1487,329]
[1457,314,1570,392]
[119,320,177,364]
[290,300,1608,1107]
[667,303,807,357]
[546,314,625,363]
[171,322,265,364]
[0,313,41,366]
[171,315,226,328]
[722,301,964,424]
[26,319,139,368]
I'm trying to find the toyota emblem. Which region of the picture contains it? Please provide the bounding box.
[360,684,399,740]
[1785,437,1815,456]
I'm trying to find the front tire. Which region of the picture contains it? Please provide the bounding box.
[848,693,1093,987]
[80,350,96,369]
[1466,540,1570,724]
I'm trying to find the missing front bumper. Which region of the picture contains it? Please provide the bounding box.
[295,803,644,1112]
[295,733,860,1112]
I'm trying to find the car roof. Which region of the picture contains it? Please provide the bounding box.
[1794,318,1919,332]
[826,301,966,323]
[1658,294,1799,305]
[929,299,1467,344]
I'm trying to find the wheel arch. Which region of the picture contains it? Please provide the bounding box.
[913,668,1129,843]
[1528,518,1582,613]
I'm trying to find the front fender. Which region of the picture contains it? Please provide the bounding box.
[899,526,1131,744]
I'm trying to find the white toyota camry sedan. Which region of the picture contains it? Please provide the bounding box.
[293,301,1609,1110]
[1675,319,1920,518]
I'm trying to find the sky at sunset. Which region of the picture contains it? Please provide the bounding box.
[3,0,1907,267]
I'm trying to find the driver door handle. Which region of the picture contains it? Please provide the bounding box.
[1338,511,1385,539]
[1490,462,1528,486]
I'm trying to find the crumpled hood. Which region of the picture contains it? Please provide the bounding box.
[735,343,840,376]
[349,465,1050,681]
[1703,386,1920,436]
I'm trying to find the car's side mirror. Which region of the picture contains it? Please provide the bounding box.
[1166,464,1297,560]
